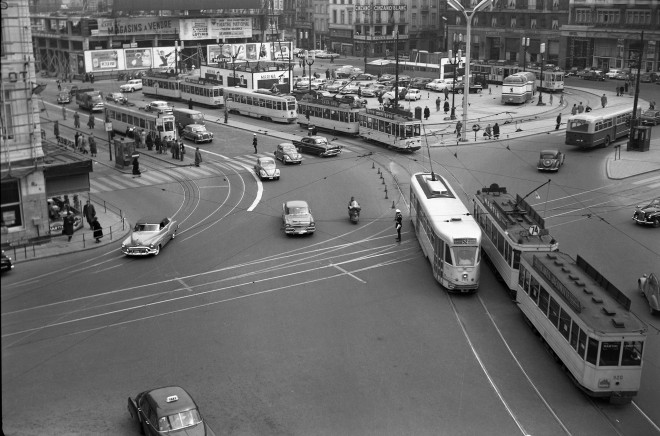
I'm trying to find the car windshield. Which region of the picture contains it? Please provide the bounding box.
[261,159,275,168]
[540,152,557,159]
[288,206,309,215]
[157,409,202,431]
[192,126,205,132]
[281,145,297,153]
[134,224,159,232]
[314,139,328,145]
[452,246,478,267]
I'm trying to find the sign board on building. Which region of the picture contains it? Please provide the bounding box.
[97,17,180,36]
[179,17,253,40]
[207,42,291,64]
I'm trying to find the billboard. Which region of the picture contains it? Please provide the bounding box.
[85,49,124,72]
[112,0,260,11]
[96,17,179,36]
[83,47,177,73]
[179,17,253,40]
[206,42,291,65]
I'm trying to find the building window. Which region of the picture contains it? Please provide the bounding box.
[510,17,516,28]
[348,11,353,24]
[596,10,620,24]
[1,179,23,228]
[575,8,591,24]
[530,18,536,29]
[552,19,558,29]
[1,91,14,139]
[412,13,417,25]
[492,17,498,27]
[341,10,345,24]
[528,0,536,9]
[626,10,651,25]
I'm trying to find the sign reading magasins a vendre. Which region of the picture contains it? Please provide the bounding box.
[96,17,179,36]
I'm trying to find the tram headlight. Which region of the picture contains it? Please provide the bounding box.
[462,273,468,280]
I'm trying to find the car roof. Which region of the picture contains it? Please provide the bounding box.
[136,216,168,225]
[146,386,197,416]
[540,149,559,154]
[305,135,327,141]
[259,156,275,162]
[187,124,205,128]
[151,100,168,105]
[279,142,295,147]
[285,200,309,208]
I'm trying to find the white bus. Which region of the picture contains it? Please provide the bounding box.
[473,183,559,297]
[501,71,537,104]
[105,103,177,141]
[224,88,297,123]
[410,172,482,292]
[358,108,421,152]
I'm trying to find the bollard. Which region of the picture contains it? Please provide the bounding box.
[391,201,396,209]
[377,168,381,174]
[372,162,375,169]
[385,186,388,199]
[382,177,385,184]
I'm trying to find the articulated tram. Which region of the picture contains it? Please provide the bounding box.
[224,88,298,123]
[410,173,482,292]
[105,103,178,140]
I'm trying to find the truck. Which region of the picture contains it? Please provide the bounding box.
[76,90,104,112]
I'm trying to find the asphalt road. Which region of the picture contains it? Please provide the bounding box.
[2,72,659,436]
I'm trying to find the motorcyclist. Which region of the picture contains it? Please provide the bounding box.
[348,196,361,217]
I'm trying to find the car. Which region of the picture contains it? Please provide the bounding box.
[378,74,395,83]
[325,80,349,93]
[274,142,302,164]
[537,149,565,172]
[282,200,315,235]
[334,94,367,107]
[361,83,386,97]
[404,89,422,100]
[354,73,377,82]
[410,77,433,89]
[638,273,660,314]
[640,73,658,83]
[310,78,327,90]
[583,71,605,81]
[640,109,660,126]
[335,67,358,79]
[632,197,660,227]
[426,78,451,92]
[142,100,173,114]
[293,135,342,157]
[605,68,623,79]
[121,216,179,256]
[57,91,71,104]
[614,72,630,81]
[127,386,216,436]
[1,250,14,273]
[105,91,128,104]
[382,87,408,101]
[119,79,143,92]
[315,51,340,59]
[295,78,311,90]
[181,124,213,143]
[339,83,361,95]
[254,156,280,180]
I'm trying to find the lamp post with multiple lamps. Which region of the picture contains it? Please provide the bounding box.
[448,34,462,120]
[305,50,315,122]
[537,43,546,105]
[447,0,492,142]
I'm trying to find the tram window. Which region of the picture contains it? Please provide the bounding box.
[558,308,571,341]
[140,118,146,128]
[497,230,505,255]
[621,341,643,366]
[512,249,521,269]
[247,97,252,105]
[548,297,560,327]
[367,117,373,129]
[149,121,155,131]
[163,120,174,132]
[599,342,621,367]
[266,100,273,109]
[288,101,296,110]
[127,115,134,125]
[578,330,587,360]
[405,125,413,138]
[385,123,391,134]
[444,244,453,265]
[586,337,599,365]
[538,288,549,315]
[453,246,477,267]
[504,242,512,264]
[518,266,526,289]
[414,124,421,136]
[569,321,580,351]
[121,113,127,123]
[530,276,540,303]
[379,119,385,132]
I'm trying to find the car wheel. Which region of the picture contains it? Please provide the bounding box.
[153,244,161,256]
[457,89,464,94]
[130,88,135,92]
[654,217,660,228]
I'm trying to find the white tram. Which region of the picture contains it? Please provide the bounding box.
[529,66,565,93]
[105,103,178,140]
[296,94,362,135]
[224,88,297,123]
[142,73,225,107]
[358,108,422,152]
[473,183,559,297]
[142,73,181,100]
[410,172,482,292]
[517,252,647,403]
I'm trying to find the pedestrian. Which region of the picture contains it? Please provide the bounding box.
[194,147,202,167]
[378,94,383,106]
[436,97,441,112]
[74,131,80,149]
[171,137,178,159]
[89,135,97,157]
[62,105,67,120]
[179,140,185,161]
[132,156,141,177]
[444,87,449,101]
[330,55,334,64]
[455,120,463,139]
[253,133,258,153]
[134,130,142,148]
[394,209,403,241]
[555,113,562,130]
[62,212,75,242]
[57,80,61,91]
[76,132,83,152]
[357,87,362,98]
[493,122,500,139]
[87,113,95,130]
[624,82,629,93]
[188,98,193,110]
[80,136,88,154]
[74,111,80,128]
[571,104,578,115]
[650,100,656,110]
[54,120,60,139]
[444,101,450,115]
[484,123,492,139]
[140,129,147,148]
[125,126,131,138]
[559,94,564,106]
[90,73,94,84]
[577,102,584,113]
[145,132,153,151]
[82,199,96,229]
[154,135,161,153]
[423,106,430,121]
[601,93,607,108]
[549,93,553,105]
[616,86,620,97]
[92,216,103,243]
[325,68,330,79]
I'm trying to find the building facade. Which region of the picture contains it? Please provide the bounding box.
[353,1,409,59]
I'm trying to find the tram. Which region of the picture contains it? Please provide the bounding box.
[224,88,298,123]
[565,106,639,148]
[530,66,565,93]
[142,72,225,107]
[105,102,178,140]
[472,61,564,92]
[517,252,647,403]
[296,94,362,135]
[142,72,181,100]
[410,172,482,292]
[501,72,537,104]
[473,183,559,297]
[357,108,422,152]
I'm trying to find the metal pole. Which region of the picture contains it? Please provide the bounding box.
[461,19,471,142]
[537,43,545,105]
[631,30,644,128]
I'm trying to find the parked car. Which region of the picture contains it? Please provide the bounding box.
[325,80,349,93]
[382,87,408,101]
[274,142,303,164]
[142,100,173,114]
[119,79,143,92]
[1,250,14,273]
[640,109,660,126]
[181,124,213,143]
[426,78,452,92]
[57,91,71,104]
[361,83,387,97]
[315,51,340,59]
[127,386,216,435]
[632,197,660,227]
[638,273,660,314]
[537,149,565,172]
[354,73,377,82]
[121,216,179,256]
[378,74,396,83]
[105,92,128,104]
[614,72,631,81]
[293,135,342,157]
[640,72,658,83]
[404,89,422,101]
[282,200,315,235]
[339,83,361,95]
[254,156,280,180]
[410,77,433,89]
[334,94,367,107]
[583,71,605,81]
[605,68,623,79]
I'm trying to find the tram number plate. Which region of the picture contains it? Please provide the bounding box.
[454,238,477,245]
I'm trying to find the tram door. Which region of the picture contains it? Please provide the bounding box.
[433,236,443,281]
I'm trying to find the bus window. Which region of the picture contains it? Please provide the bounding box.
[568,119,589,131]
[599,342,621,366]
[621,341,643,366]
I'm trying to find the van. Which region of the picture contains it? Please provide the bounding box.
[172,107,205,127]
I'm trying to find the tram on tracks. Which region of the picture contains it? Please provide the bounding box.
[105,102,178,140]
[473,61,564,93]
[410,172,482,292]
[517,251,647,403]
[296,94,362,135]
[224,88,298,123]
[141,72,225,107]
[358,108,422,152]
[473,182,559,297]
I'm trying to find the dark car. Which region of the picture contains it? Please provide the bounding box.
[128,386,216,435]
[640,73,658,83]
[293,135,342,157]
[254,156,280,180]
[274,142,302,164]
[638,273,660,314]
[181,124,213,143]
[537,149,565,172]
[106,92,128,104]
[378,74,396,83]
[632,197,660,227]
[1,250,14,273]
[282,200,315,235]
[640,109,660,126]
[57,91,71,104]
[583,71,605,81]
[410,77,433,89]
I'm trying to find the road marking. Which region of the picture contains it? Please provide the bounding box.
[332,264,366,283]
[632,175,660,185]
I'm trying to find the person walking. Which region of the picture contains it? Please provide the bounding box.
[616,86,620,96]
[436,97,441,112]
[73,111,80,129]
[253,134,258,153]
[54,120,60,139]
[87,113,95,130]
[549,93,553,105]
[62,105,67,120]
[172,137,179,159]
[92,216,103,243]
[357,87,362,98]
[444,100,450,115]
[140,129,147,148]
[493,122,500,139]
[63,212,75,242]
[601,93,608,108]
[394,209,403,241]
[134,130,142,148]
[80,136,89,154]
[188,98,193,110]
[559,94,564,106]
[90,73,95,84]
[423,106,430,121]
[132,156,141,177]
[83,199,96,229]
[444,87,449,101]
[577,102,584,113]
[145,132,153,151]
[484,123,492,139]
[571,104,578,115]
[76,132,83,152]
[179,140,185,161]
[194,147,202,167]
[57,79,61,92]
[555,113,562,130]
[155,135,162,154]
[455,120,463,139]
[89,135,97,157]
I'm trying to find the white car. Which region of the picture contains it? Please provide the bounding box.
[426,78,452,92]
[142,100,173,114]
[315,51,340,59]
[605,69,622,79]
[119,79,143,92]
[404,89,422,100]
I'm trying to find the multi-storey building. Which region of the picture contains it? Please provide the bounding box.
[313,0,330,50]
[353,1,409,59]
[407,0,442,53]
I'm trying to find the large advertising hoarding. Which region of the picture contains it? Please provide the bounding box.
[83,47,177,72]
[96,17,179,36]
[206,42,291,65]
[200,65,291,92]
[85,49,124,72]
[179,17,253,40]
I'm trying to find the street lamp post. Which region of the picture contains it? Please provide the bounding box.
[448,41,462,120]
[521,37,530,72]
[442,16,448,52]
[305,50,315,121]
[537,43,546,105]
[447,0,492,142]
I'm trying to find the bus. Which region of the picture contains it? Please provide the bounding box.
[105,102,178,141]
[501,72,537,104]
[296,94,362,135]
[358,108,422,152]
[410,172,482,292]
[142,73,225,108]
[565,106,639,148]
[517,252,647,403]
[473,183,559,297]
[224,87,297,123]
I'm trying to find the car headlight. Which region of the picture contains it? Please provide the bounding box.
[284,156,291,161]
[149,243,155,249]
[260,170,266,176]
[121,244,126,249]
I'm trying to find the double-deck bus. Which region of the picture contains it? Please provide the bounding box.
[565,107,639,148]
[180,77,225,107]
[410,172,482,292]
[296,94,362,135]
[473,183,559,297]
[517,252,647,403]
[105,103,177,141]
[358,108,422,152]
[501,72,537,104]
[224,88,297,123]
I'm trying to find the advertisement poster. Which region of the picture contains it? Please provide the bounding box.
[206,42,291,65]
[85,49,124,72]
[208,17,253,39]
[152,47,177,69]
[179,19,210,40]
[96,17,179,36]
[270,42,292,61]
[124,48,154,69]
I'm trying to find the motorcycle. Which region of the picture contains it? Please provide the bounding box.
[348,206,361,224]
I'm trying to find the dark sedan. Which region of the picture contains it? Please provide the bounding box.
[181,124,213,143]
[632,197,660,227]
[293,135,342,157]
[537,149,565,172]
[640,110,660,126]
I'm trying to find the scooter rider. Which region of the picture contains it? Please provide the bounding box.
[348,196,361,217]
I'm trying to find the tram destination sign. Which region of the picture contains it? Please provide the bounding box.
[355,4,407,11]
[366,108,413,119]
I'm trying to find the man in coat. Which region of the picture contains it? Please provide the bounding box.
[63,212,75,242]
[87,113,95,130]
[194,147,202,167]
[73,111,80,128]
[92,216,103,243]
[82,200,96,229]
